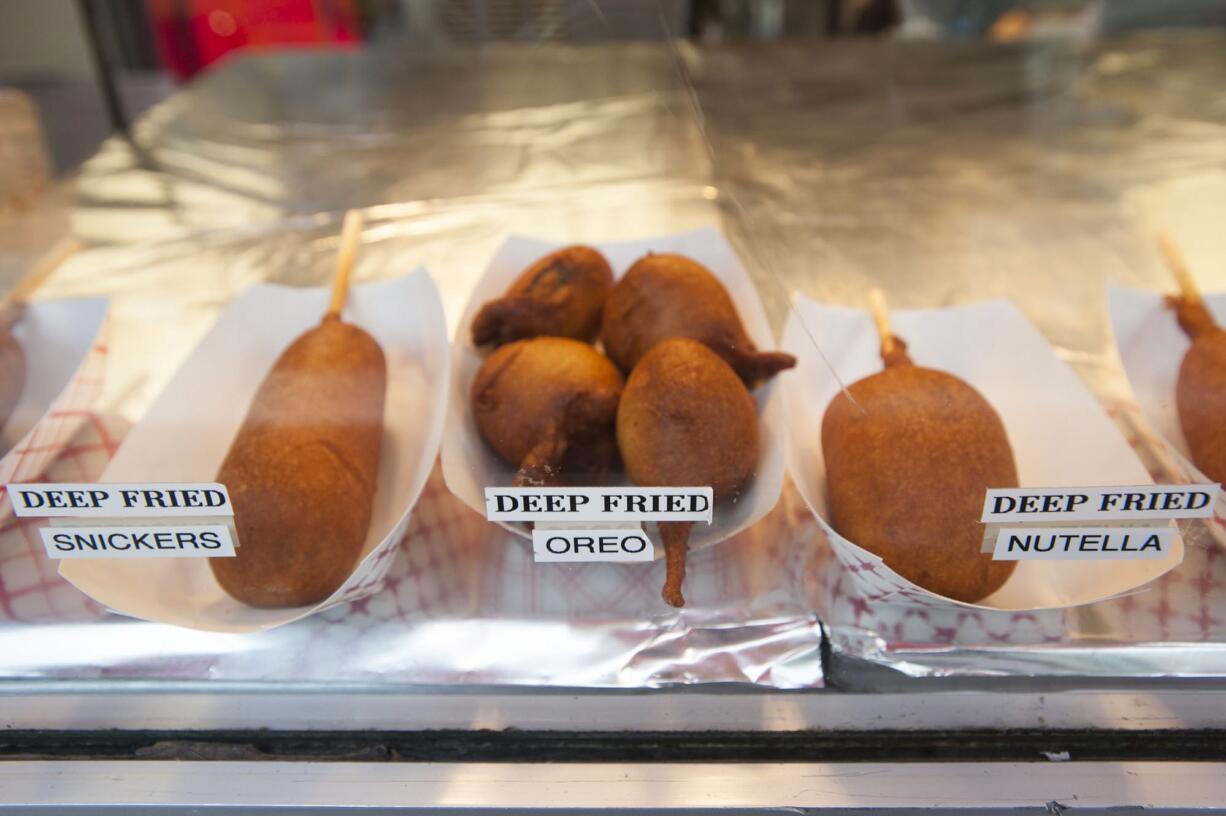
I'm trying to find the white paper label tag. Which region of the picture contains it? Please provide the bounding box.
[991,526,1175,561]
[982,484,1220,523]
[531,525,655,563]
[8,482,233,519]
[40,524,236,559]
[486,487,713,523]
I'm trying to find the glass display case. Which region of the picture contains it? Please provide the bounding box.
[3,1,1226,811]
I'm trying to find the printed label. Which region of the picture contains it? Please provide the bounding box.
[40,524,236,559]
[531,527,655,563]
[9,483,232,519]
[486,487,713,523]
[982,484,1220,523]
[991,526,1175,561]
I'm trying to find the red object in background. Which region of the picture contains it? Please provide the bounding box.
[145,0,361,80]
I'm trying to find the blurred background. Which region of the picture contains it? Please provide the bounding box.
[4,0,1226,179]
[2,0,1225,283]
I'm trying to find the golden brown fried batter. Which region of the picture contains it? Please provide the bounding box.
[0,322,25,433]
[472,246,613,347]
[1171,296,1226,484]
[472,336,624,486]
[601,253,795,388]
[821,337,1018,604]
[212,315,387,609]
[617,338,759,607]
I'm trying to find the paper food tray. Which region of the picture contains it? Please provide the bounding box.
[59,270,450,632]
[781,296,1180,611]
[1109,285,1226,517]
[0,297,109,521]
[441,226,787,558]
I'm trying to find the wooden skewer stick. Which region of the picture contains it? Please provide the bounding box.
[867,287,895,356]
[2,235,81,311]
[327,209,365,319]
[1158,232,1201,304]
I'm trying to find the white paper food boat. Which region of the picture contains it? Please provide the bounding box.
[59,270,450,632]
[442,226,787,558]
[0,297,109,521]
[1109,285,1226,521]
[781,295,1181,611]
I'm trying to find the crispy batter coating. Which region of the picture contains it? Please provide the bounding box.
[0,324,25,432]
[601,253,795,388]
[212,315,387,609]
[472,336,624,486]
[617,338,759,607]
[1172,296,1226,484]
[472,246,613,347]
[822,338,1018,604]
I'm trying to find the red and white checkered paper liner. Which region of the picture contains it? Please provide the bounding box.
[0,308,108,522]
[3,405,1225,683]
[0,413,121,622]
[0,412,823,686]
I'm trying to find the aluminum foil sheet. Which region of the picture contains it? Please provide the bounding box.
[6,30,1226,686]
[688,32,1226,677]
[72,42,710,245]
[2,189,823,688]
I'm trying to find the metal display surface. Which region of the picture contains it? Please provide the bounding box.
[4,760,1226,813]
[2,30,1225,692]
[5,685,1226,732]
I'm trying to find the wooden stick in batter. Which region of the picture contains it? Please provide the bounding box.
[1159,232,1201,305]
[867,287,894,357]
[327,209,365,319]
